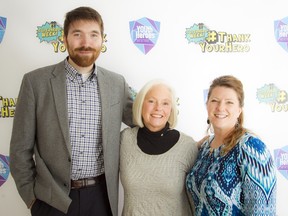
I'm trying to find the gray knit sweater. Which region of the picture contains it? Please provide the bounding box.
[120,127,198,216]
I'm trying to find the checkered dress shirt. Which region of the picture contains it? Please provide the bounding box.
[65,60,104,180]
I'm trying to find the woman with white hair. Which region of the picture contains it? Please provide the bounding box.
[120,79,198,215]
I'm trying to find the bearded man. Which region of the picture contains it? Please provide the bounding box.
[9,6,133,216]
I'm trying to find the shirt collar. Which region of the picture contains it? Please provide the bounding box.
[64,58,97,82]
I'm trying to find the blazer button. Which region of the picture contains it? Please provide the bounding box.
[68,158,71,162]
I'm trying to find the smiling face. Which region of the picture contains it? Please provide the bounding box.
[207,86,242,134]
[64,20,103,73]
[141,84,172,132]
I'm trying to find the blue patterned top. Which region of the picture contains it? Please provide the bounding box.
[186,133,277,216]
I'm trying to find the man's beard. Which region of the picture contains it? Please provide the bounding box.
[68,46,101,67]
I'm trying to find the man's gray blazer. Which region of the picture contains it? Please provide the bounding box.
[9,60,133,215]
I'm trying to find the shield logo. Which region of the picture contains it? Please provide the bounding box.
[0,16,7,44]
[0,154,9,187]
[274,147,288,180]
[274,17,288,53]
[129,17,160,55]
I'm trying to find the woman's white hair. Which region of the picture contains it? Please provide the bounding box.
[132,79,178,129]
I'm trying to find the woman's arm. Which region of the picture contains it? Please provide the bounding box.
[239,135,277,215]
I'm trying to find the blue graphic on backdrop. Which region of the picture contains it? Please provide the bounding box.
[274,16,288,53]
[256,83,288,112]
[274,146,288,180]
[37,21,62,43]
[0,154,9,187]
[203,89,208,104]
[129,86,137,101]
[129,17,160,54]
[0,16,7,43]
[185,23,209,44]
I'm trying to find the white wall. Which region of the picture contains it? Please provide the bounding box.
[1,0,287,215]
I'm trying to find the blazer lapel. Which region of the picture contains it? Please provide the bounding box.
[97,68,110,151]
[50,62,71,154]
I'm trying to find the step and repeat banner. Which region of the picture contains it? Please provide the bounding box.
[1,0,288,215]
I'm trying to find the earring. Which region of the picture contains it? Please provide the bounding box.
[206,118,214,134]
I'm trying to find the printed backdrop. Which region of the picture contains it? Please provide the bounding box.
[1,0,287,215]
